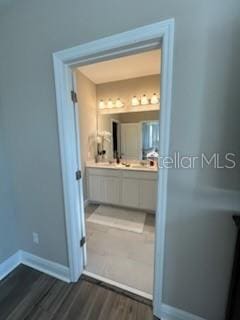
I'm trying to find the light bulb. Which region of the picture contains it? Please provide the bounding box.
[99,100,105,109]
[131,96,139,106]
[141,94,149,105]
[107,99,114,108]
[150,93,159,105]
[116,98,123,108]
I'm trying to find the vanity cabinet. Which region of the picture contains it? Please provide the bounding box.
[139,180,157,211]
[88,175,104,203]
[104,176,121,205]
[87,167,157,211]
[122,179,139,208]
[87,169,121,205]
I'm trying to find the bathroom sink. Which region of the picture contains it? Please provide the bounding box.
[130,164,144,168]
[96,162,120,168]
[130,163,148,168]
[130,163,156,170]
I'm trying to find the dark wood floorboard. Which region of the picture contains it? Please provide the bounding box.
[0,265,157,320]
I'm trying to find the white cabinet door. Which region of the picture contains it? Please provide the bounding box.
[122,179,139,208]
[139,180,157,211]
[88,175,105,202]
[88,172,121,205]
[104,177,121,205]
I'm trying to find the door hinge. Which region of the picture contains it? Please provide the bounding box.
[80,236,86,247]
[71,90,78,103]
[75,170,81,180]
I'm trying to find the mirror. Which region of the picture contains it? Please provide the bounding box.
[97,110,160,161]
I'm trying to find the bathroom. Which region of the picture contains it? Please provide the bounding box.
[74,49,161,297]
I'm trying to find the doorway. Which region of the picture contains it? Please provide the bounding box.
[53,20,174,318]
[74,51,160,296]
[111,119,120,158]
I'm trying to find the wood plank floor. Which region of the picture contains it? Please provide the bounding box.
[0,265,157,320]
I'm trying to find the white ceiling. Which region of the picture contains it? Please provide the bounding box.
[78,49,161,84]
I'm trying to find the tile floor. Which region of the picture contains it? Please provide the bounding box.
[85,204,155,294]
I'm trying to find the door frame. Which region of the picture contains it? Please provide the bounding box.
[110,118,121,158]
[53,19,174,317]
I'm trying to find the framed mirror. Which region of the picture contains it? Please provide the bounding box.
[97,111,160,161]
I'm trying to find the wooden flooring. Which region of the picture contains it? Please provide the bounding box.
[0,265,157,320]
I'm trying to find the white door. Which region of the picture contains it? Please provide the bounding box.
[121,123,140,159]
[71,70,87,275]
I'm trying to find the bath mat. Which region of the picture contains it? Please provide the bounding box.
[87,205,146,233]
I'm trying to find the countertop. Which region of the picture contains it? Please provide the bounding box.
[85,162,158,173]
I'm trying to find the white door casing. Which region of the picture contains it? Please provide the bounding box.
[53,19,174,318]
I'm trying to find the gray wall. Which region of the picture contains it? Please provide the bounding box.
[0,107,19,263]
[0,0,239,319]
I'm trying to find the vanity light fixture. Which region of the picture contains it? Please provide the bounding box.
[107,99,114,108]
[150,93,159,105]
[99,100,105,109]
[116,98,124,108]
[141,94,149,105]
[131,96,139,106]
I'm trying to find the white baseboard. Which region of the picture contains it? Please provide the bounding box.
[0,251,21,280]
[161,304,206,320]
[0,250,70,283]
[20,251,70,283]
